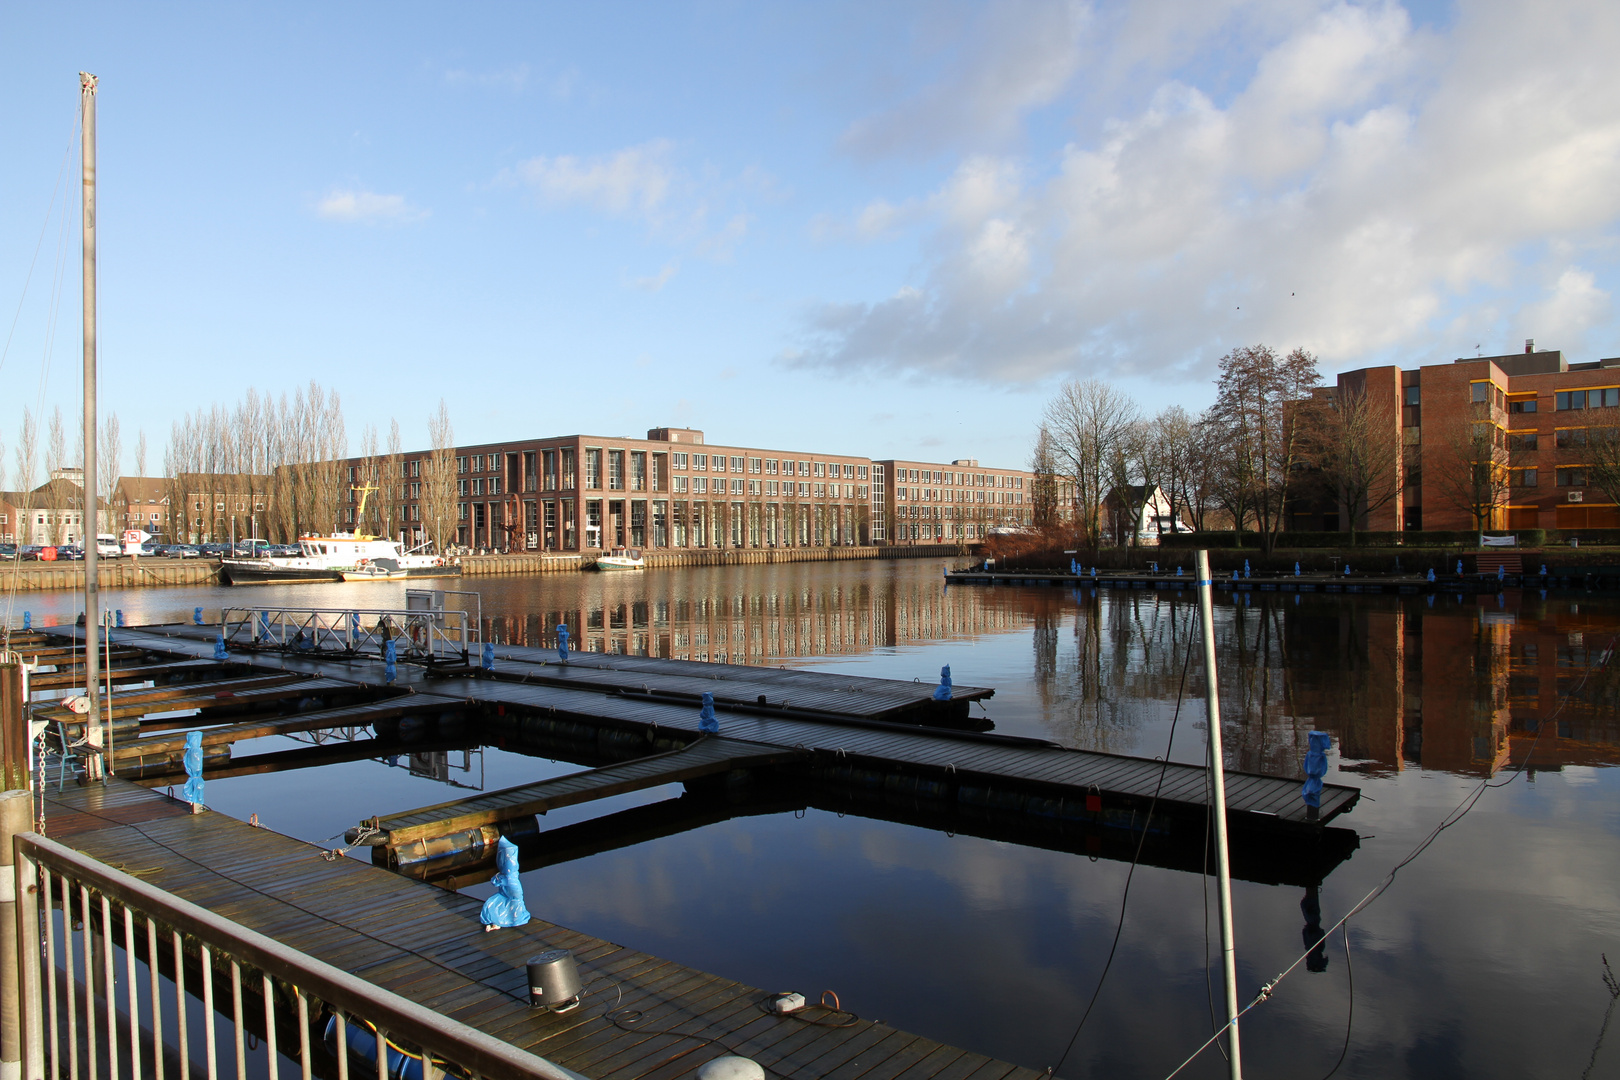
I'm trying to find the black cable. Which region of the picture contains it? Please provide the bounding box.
[1049,629,1197,1077]
[1318,921,1353,1080]
[1160,632,1618,1080]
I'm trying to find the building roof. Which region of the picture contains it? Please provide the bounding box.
[114,476,170,505]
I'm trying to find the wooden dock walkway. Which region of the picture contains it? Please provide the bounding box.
[44,777,1046,1080]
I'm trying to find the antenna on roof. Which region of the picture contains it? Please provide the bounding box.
[1525,338,1535,354]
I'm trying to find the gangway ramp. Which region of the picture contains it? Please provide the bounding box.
[352,735,804,853]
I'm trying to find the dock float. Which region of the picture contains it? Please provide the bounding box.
[353,735,805,869]
[44,777,1047,1080]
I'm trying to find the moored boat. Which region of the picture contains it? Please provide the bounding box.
[595,547,645,571]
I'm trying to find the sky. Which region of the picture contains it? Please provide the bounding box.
[3,0,1620,475]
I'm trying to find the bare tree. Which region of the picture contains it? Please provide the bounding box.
[1300,387,1401,545]
[383,419,403,542]
[1588,424,1620,512]
[98,412,121,541]
[1431,410,1509,531]
[1206,345,1322,551]
[1030,425,1061,529]
[45,406,69,544]
[423,399,457,553]
[1042,379,1141,547]
[134,429,147,478]
[13,410,37,544]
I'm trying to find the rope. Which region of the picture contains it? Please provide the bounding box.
[1048,628,1197,1077]
[320,822,379,862]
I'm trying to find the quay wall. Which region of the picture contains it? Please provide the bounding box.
[1,558,221,591]
[460,543,974,576]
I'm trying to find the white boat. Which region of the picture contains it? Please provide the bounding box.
[596,547,645,571]
[222,487,457,585]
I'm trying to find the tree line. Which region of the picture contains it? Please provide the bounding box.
[2,385,460,550]
[1033,345,1417,550]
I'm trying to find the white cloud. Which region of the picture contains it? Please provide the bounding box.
[628,262,679,292]
[794,0,1620,385]
[315,189,428,225]
[443,63,531,93]
[504,141,764,258]
[511,139,675,217]
[840,0,1090,157]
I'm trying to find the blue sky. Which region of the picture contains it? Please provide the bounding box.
[4,1,1620,475]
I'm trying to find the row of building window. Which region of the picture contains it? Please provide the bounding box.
[897,487,1023,504]
[1468,383,1620,411]
[893,469,1021,489]
[667,453,866,480]
[1504,427,1620,451]
[1510,468,1599,488]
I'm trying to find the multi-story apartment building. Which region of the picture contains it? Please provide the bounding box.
[345,427,1021,552]
[1316,343,1620,532]
[875,458,1035,545]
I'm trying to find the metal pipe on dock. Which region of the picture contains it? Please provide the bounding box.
[1197,549,1243,1079]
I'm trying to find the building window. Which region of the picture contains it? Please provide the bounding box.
[457,457,468,473]
[673,452,688,470]
[749,457,761,474]
[631,451,646,491]
[1512,469,1539,487]
[674,476,688,493]
[748,480,761,495]
[1509,398,1537,413]
[585,449,602,489]
[766,480,777,496]
[1557,467,1587,487]
[694,477,708,494]
[798,461,809,476]
[1599,388,1620,408]
[1471,382,1490,403]
[1556,429,1588,449]
[694,454,708,471]
[730,479,744,495]
[1556,390,1588,411]
[729,456,743,472]
[608,450,625,490]
[766,459,777,475]
[1508,433,1539,451]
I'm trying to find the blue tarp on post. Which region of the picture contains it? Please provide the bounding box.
[557,623,569,662]
[1302,730,1331,808]
[698,691,719,734]
[182,731,205,808]
[479,835,531,929]
[933,665,953,701]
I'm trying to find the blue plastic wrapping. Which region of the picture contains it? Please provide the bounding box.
[22,612,29,630]
[698,691,719,734]
[193,607,203,626]
[115,610,124,628]
[557,623,569,662]
[182,731,205,807]
[385,638,397,683]
[323,1015,422,1080]
[932,665,953,701]
[213,635,228,660]
[481,643,495,671]
[1302,730,1331,808]
[479,835,531,929]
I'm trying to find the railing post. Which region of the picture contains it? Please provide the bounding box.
[9,838,41,1080]
[0,796,33,1080]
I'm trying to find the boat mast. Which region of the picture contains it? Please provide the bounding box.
[1195,549,1241,1078]
[80,71,105,782]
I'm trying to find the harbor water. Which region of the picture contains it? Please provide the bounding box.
[8,561,1619,1078]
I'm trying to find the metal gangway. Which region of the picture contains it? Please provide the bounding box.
[220,601,477,666]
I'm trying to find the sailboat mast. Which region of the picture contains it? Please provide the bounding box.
[1195,549,1242,1079]
[81,71,104,782]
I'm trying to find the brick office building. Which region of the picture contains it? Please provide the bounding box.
[876,458,1036,545]
[343,427,957,553]
[1310,343,1620,533]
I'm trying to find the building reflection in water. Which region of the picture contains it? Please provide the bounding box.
[466,567,1619,781]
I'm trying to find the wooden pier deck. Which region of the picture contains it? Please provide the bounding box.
[44,777,1046,1080]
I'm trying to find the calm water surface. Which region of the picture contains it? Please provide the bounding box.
[9,563,1620,1079]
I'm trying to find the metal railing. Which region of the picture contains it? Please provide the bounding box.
[219,608,474,665]
[13,832,584,1080]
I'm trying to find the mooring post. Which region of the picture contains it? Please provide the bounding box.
[1195,549,1243,1080]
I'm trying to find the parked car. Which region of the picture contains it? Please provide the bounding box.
[18,545,43,561]
[0,544,16,559]
[174,544,201,559]
[57,545,85,561]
